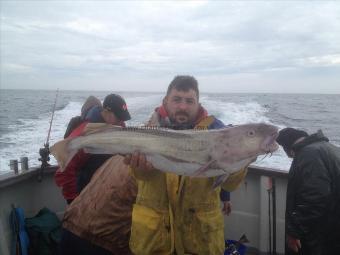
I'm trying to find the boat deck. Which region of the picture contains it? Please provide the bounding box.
[0,165,288,255]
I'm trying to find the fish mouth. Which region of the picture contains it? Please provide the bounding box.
[261,132,279,154]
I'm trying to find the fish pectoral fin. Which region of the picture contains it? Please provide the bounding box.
[193,159,217,177]
[212,174,230,189]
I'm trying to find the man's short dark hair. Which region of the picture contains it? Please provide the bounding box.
[276,128,308,152]
[166,75,199,99]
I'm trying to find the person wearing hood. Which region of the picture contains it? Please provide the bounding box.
[124,75,248,255]
[63,96,102,139]
[277,128,340,255]
[55,94,131,204]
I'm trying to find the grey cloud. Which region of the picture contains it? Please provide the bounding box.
[1,1,339,93]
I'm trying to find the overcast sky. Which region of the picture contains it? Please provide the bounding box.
[1,1,339,93]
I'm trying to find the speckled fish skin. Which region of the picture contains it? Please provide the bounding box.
[50,123,279,177]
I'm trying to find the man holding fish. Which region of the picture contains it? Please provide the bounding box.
[124,75,277,255]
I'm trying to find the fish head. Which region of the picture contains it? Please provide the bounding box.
[211,123,279,170]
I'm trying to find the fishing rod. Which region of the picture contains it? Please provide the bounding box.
[38,89,59,181]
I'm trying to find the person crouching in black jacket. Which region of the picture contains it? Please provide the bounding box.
[277,128,340,255]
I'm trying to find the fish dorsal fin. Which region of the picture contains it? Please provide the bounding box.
[126,126,195,139]
[84,124,195,139]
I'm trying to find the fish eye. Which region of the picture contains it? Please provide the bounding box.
[248,130,255,137]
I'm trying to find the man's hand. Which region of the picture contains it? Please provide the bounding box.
[222,201,232,216]
[287,235,301,253]
[124,151,155,172]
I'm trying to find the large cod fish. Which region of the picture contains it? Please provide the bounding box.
[50,123,278,185]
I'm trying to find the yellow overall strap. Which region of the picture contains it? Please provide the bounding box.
[166,116,216,254]
[166,173,181,254]
[169,203,175,254]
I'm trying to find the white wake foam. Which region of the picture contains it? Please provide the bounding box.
[0,94,291,173]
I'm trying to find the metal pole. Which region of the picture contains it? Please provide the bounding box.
[272,178,277,255]
[20,157,29,171]
[9,160,19,174]
[268,176,272,255]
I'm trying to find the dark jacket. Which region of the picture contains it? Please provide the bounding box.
[76,106,112,192]
[64,116,83,139]
[286,130,340,254]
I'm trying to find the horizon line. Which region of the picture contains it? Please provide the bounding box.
[1,88,340,95]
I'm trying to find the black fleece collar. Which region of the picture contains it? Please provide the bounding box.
[292,130,329,152]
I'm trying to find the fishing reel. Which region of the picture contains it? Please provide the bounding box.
[38,143,50,182]
[38,143,50,165]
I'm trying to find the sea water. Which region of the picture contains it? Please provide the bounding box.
[1,89,339,173]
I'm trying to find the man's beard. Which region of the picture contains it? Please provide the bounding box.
[168,111,195,130]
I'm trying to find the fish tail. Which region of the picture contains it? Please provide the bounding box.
[49,138,77,171]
